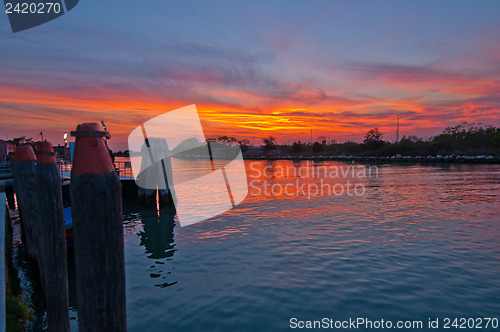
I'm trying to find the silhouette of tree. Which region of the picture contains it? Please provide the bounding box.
[292,141,302,153]
[363,128,383,144]
[400,135,422,144]
[262,136,277,152]
[238,139,250,146]
[312,141,323,153]
[217,136,237,144]
[12,136,34,145]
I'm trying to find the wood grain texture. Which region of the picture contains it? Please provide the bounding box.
[71,171,127,332]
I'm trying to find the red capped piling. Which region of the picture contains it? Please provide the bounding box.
[36,140,57,164]
[12,142,70,331]
[34,141,70,332]
[12,144,36,163]
[70,123,127,332]
[71,123,114,176]
[11,145,39,258]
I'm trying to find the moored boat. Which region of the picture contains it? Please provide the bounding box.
[63,206,73,248]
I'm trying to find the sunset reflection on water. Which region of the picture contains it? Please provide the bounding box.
[115,160,500,331]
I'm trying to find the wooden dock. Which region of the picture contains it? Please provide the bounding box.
[0,185,6,332]
[1,160,13,332]
[59,160,139,200]
[1,159,138,203]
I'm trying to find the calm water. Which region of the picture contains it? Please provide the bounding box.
[69,161,499,330]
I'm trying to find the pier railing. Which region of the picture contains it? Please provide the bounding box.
[0,162,12,180]
[57,160,135,180]
[5,159,134,180]
[114,161,134,179]
[57,160,72,179]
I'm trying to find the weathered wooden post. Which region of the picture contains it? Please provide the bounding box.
[136,137,173,206]
[35,141,70,332]
[71,123,127,332]
[158,188,170,205]
[137,140,157,205]
[11,145,39,259]
[152,137,173,207]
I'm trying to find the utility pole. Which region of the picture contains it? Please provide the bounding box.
[396,117,400,144]
[310,129,312,145]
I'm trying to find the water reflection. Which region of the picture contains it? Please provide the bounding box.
[111,161,500,331]
[123,202,177,288]
[138,206,175,257]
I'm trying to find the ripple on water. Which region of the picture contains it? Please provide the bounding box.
[113,162,500,330]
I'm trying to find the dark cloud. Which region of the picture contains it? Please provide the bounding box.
[347,62,481,84]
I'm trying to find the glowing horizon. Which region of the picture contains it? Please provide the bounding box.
[1,1,499,150]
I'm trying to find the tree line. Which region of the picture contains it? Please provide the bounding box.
[110,122,499,157]
[254,122,500,156]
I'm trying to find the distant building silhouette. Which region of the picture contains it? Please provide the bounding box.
[0,139,6,161]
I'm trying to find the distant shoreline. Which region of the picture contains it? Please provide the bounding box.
[242,154,500,164]
[114,153,500,164]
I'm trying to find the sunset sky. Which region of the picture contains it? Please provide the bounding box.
[1,1,500,150]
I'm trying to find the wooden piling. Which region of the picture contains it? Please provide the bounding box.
[158,189,171,206]
[11,146,39,259]
[136,137,173,206]
[35,141,70,332]
[70,123,127,332]
[137,141,157,205]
